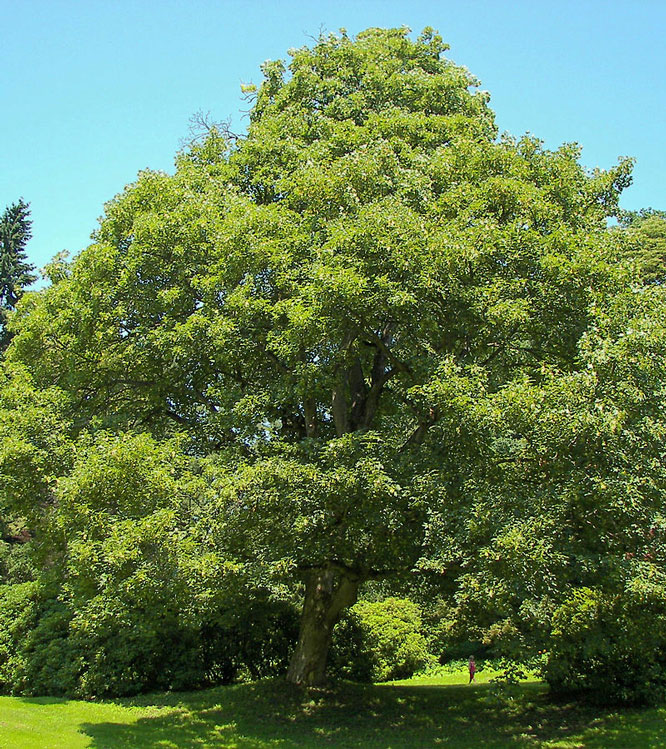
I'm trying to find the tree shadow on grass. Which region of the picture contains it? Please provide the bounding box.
[18,696,68,705]
[79,680,666,748]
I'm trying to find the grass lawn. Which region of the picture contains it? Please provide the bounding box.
[0,666,665,748]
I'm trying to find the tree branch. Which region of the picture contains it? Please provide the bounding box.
[399,407,439,452]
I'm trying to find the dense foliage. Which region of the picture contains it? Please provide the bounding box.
[1,27,665,700]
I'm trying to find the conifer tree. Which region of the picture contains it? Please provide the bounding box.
[0,199,36,351]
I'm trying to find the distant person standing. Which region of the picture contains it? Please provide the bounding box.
[468,656,476,684]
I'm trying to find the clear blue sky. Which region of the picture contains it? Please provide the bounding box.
[2,0,664,275]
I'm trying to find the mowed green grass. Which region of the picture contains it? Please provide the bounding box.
[0,667,665,748]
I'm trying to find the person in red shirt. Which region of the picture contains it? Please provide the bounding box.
[468,656,476,684]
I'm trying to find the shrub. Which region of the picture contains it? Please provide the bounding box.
[330,597,435,682]
[18,596,78,696]
[0,582,37,693]
[545,576,666,706]
[0,539,34,584]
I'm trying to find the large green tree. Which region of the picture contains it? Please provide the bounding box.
[0,199,36,352]
[4,28,664,688]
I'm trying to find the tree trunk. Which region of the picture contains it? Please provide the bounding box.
[286,567,359,686]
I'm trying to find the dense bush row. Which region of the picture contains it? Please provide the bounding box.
[0,579,299,698]
[0,571,437,697]
[3,534,666,704]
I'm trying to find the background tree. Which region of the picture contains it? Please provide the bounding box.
[0,200,36,569]
[0,199,36,352]
[617,208,666,284]
[3,28,663,694]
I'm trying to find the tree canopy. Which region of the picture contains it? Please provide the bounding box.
[2,27,665,692]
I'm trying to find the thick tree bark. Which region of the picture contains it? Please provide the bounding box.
[303,396,318,438]
[331,387,349,435]
[286,567,359,686]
